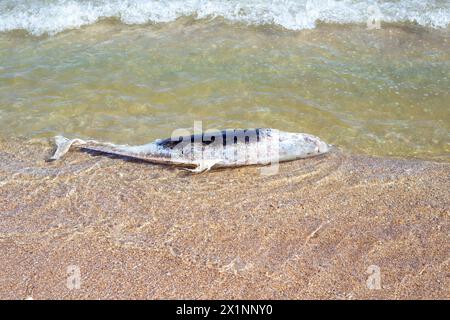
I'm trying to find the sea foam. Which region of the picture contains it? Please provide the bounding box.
[0,0,449,36]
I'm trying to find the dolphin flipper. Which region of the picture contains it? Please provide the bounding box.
[184,160,221,174]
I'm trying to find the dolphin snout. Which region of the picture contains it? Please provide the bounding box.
[316,140,330,154]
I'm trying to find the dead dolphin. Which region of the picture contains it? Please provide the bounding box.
[49,128,330,173]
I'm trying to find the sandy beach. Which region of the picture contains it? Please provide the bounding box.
[0,138,448,299]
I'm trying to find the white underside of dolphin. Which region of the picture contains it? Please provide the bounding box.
[49,129,330,173]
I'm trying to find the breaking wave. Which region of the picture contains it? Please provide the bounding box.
[1,0,449,36]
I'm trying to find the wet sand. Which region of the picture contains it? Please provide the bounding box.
[0,138,448,299]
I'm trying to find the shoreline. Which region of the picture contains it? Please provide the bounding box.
[0,138,448,299]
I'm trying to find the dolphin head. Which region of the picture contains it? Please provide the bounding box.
[278,132,330,161]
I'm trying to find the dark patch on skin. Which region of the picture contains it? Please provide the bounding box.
[157,136,183,149]
[204,135,215,145]
[222,131,227,147]
[157,129,264,149]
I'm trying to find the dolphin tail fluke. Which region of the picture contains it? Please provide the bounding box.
[48,136,87,161]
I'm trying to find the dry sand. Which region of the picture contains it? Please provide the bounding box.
[0,138,448,299]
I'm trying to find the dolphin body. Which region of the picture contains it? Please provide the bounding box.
[49,128,330,173]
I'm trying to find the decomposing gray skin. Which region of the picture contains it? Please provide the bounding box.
[49,128,330,173]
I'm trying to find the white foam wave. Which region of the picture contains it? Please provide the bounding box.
[0,0,449,36]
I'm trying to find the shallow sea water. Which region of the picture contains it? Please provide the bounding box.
[0,2,449,161]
